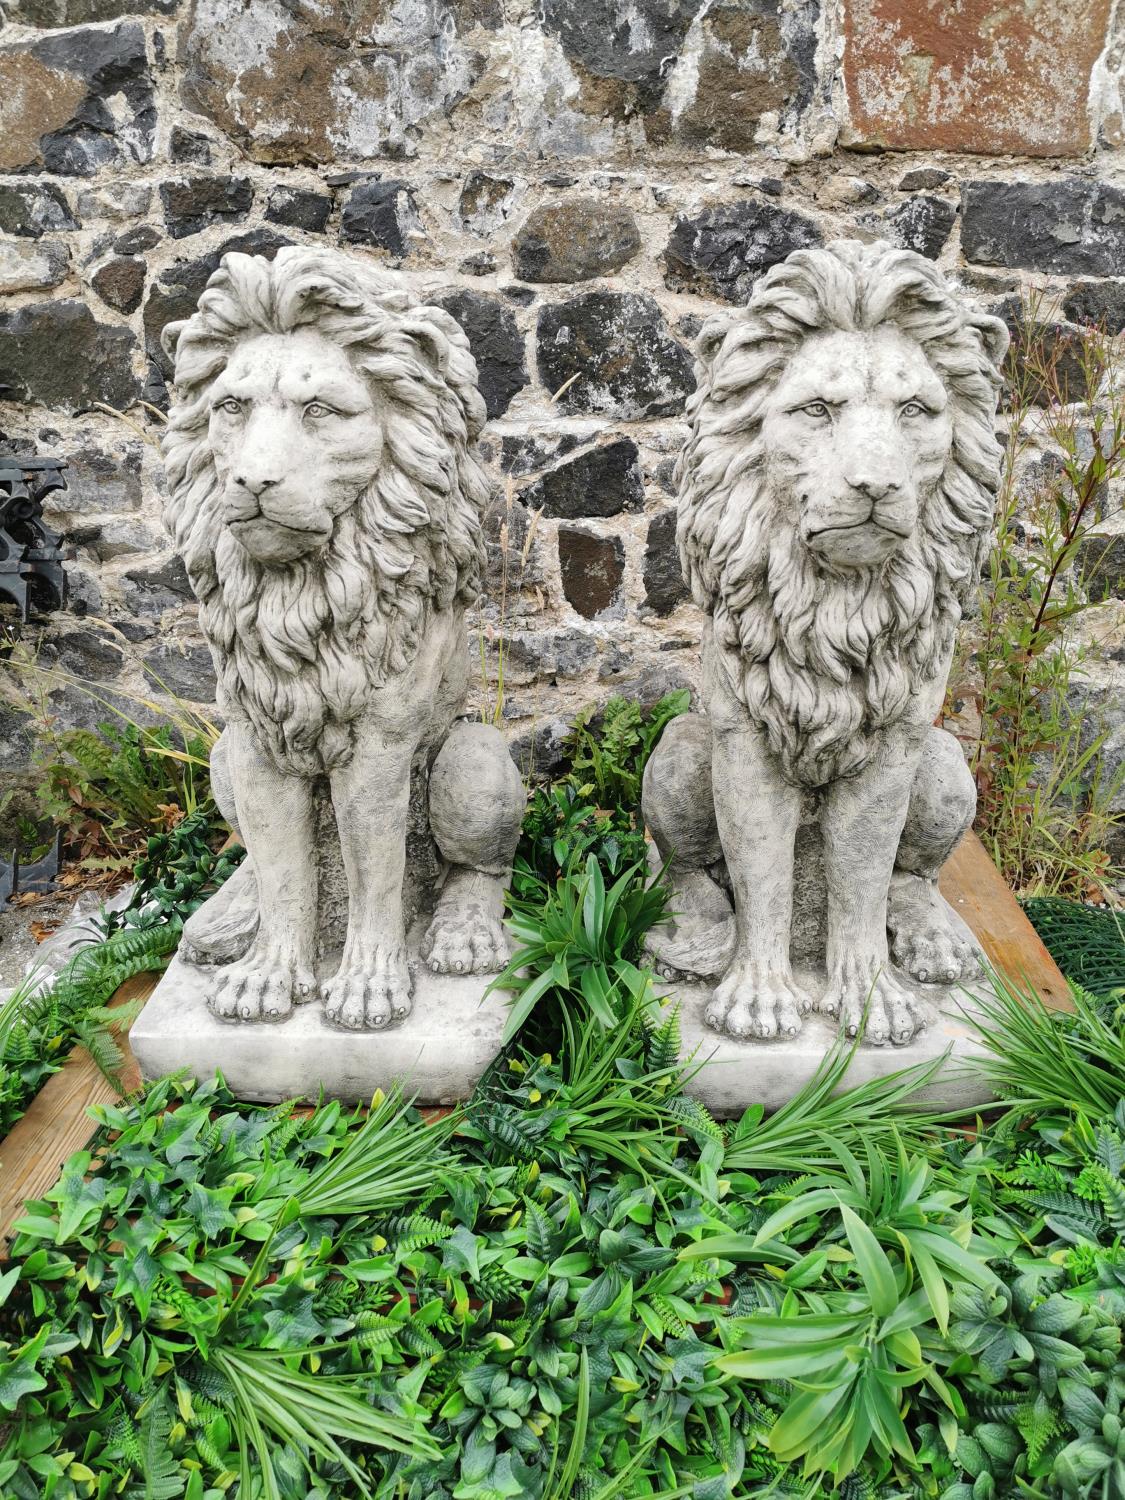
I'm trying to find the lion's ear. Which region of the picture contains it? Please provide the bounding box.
[968,311,1010,373]
[402,315,453,379]
[161,319,188,368]
[695,312,736,375]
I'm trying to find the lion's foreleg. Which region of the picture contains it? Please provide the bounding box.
[819,727,926,1046]
[206,722,317,1023]
[705,721,807,1040]
[322,735,414,1031]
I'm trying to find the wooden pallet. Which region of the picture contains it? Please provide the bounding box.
[0,834,1071,1248]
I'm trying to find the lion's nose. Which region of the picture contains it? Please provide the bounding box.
[846,474,900,503]
[234,473,280,497]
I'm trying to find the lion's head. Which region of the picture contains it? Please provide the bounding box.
[161,247,489,775]
[678,239,1008,788]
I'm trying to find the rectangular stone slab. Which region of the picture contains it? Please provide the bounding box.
[131,951,509,1105]
[674,969,995,1116]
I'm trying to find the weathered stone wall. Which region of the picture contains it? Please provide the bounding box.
[0,0,1123,787]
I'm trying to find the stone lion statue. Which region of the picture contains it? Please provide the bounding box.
[161,247,524,1030]
[641,240,1009,1047]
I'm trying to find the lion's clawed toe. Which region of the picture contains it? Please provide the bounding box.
[323,947,413,1030]
[820,960,925,1047]
[208,952,313,1023]
[705,958,808,1040]
[653,959,703,983]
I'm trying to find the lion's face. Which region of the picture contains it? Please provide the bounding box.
[206,328,384,565]
[761,326,954,570]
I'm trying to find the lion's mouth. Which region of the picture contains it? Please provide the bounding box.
[806,515,913,542]
[229,508,331,540]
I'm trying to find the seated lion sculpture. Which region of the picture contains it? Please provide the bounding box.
[642,240,1009,1047]
[161,247,525,1030]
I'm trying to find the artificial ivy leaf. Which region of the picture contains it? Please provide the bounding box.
[55,1172,110,1244]
[0,1325,52,1412]
[161,1108,208,1168]
[184,1183,237,1238]
[113,1246,161,1318]
[666,1336,717,1391]
[262,1290,324,1349]
[443,1226,483,1280]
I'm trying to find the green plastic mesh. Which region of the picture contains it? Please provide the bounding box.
[1021,897,1125,999]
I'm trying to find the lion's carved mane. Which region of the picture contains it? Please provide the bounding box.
[677,240,1008,788]
[161,248,489,777]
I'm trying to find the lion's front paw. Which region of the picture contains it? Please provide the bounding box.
[322,945,413,1030]
[421,906,509,975]
[892,924,981,986]
[819,958,925,1047]
[209,949,314,1023]
[420,870,510,976]
[888,876,982,985]
[705,957,809,1040]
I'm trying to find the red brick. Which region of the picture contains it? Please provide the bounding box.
[842,0,1113,156]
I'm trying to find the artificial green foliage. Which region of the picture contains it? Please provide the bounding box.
[513,691,688,898]
[720,1042,957,1176]
[0,973,67,1135]
[5,943,1125,1497]
[964,970,1125,1122]
[104,808,245,935]
[514,782,648,904]
[0,922,176,1137]
[566,692,691,810]
[3,688,1125,1497]
[490,852,668,1045]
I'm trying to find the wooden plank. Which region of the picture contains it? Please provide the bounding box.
[940,830,1072,1011]
[0,970,155,1251]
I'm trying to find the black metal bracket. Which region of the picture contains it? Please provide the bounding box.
[0,454,70,621]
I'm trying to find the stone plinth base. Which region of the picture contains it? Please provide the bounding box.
[674,969,995,1116]
[134,952,994,1111]
[131,951,509,1105]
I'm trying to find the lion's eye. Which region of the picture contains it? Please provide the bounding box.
[800,402,830,420]
[900,401,925,418]
[304,402,335,419]
[216,397,242,415]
